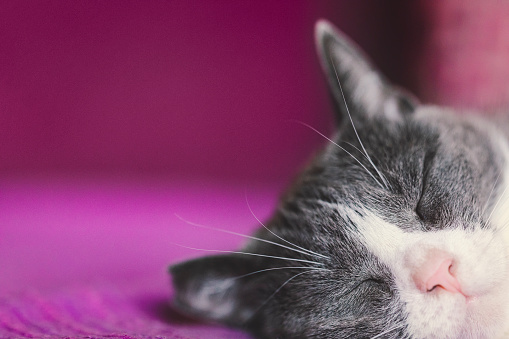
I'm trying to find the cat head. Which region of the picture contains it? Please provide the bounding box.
[170,20,509,338]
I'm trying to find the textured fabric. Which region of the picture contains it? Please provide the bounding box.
[0,284,250,339]
[1,178,275,338]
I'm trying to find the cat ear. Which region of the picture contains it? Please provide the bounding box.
[170,254,264,326]
[315,20,419,124]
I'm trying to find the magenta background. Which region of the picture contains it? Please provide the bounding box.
[0,1,422,182]
[2,1,509,338]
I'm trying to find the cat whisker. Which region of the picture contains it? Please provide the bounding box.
[370,323,405,339]
[289,119,385,189]
[495,217,509,235]
[172,243,325,266]
[480,231,502,258]
[484,179,509,228]
[228,266,330,281]
[480,183,509,251]
[343,141,370,160]
[330,54,390,190]
[478,218,509,257]
[245,193,330,259]
[491,218,509,243]
[492,252,509,267]
[175,213,329,260]
[288,119,369,161]
[481,171,501,216]
[250,269,319,318]
[344,140,387,170]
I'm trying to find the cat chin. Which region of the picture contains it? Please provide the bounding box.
[490,131,509,250]
[402,277,509,339]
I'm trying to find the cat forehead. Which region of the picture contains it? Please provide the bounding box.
[291,107,507,236]
[322,105,500,174]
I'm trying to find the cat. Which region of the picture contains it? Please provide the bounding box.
[170,20,509,338]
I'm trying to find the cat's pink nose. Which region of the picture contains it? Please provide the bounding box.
[412,254,462,294]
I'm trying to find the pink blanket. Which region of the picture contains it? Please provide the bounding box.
[1,177,277,338]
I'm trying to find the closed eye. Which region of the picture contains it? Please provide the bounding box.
[415,151,433,223]
[361,278,391,293]
[339,278,390,299]
[415,203,426,221]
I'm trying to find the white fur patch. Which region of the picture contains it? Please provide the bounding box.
[489,132,509,250]
[488,129,509,337]
[336,199,509,338]
[188,278,235,319]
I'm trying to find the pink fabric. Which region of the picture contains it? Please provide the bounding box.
[1,177,277,338]
[0,285,249,339]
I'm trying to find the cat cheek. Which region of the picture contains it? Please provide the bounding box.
[403,292,466,339]
[397,230,509,338]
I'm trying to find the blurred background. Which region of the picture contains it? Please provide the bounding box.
[1,0,509,295]
[2,1,509,183]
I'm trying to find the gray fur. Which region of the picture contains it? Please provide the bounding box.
[170,20,508,338]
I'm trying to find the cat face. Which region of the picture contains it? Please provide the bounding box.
[171,21,509,338]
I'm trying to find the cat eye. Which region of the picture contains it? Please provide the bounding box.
[360,278,391,294]
[339,277,390,300]
[415,151,436,224]
[415,192,445,228]
[415,206,426,222]
[415,199,439,229]
[415,172,428,222]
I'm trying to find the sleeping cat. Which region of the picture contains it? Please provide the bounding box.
[170,20,509,338]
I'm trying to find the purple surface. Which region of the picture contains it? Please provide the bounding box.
[1,177,278,338]
[0,284,250,339]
